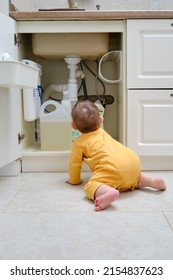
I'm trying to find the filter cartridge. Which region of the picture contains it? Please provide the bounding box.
[21,59,42,121]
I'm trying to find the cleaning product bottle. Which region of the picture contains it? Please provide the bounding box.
[40,100,72,151]
[71,100,81,143]
[62,91,81,143]
[94,99,105,129]
[61,90,71,115]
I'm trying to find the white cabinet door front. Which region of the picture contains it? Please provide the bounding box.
[0,88,22,168]
[127,20,173,89]
[0,14,22,168]
[127,90,173,156]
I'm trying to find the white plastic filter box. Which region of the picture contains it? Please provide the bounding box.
[0,61,39,88]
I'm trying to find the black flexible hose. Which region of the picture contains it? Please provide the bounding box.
[80,62,89,100]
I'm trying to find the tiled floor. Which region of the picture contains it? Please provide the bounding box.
[0,171,173,260]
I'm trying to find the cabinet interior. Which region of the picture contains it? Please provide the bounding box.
[19,32,125,155]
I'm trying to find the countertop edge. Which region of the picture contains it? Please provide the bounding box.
[10,11,173,21]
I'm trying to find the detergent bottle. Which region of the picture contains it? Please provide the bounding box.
[40,100,72,151]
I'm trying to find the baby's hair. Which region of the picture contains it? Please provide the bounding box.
[71,100,100,133]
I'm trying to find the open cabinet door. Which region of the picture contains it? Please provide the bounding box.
[0,13,22,168]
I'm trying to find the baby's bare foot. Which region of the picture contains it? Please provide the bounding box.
[94,189,119,211]
[153,178,166,191]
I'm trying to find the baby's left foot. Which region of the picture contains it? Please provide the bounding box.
[94,189,119,211]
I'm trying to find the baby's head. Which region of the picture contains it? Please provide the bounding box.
[71,100,102,133]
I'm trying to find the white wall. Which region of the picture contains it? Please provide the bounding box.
[11,0,173,11]
[0,0,10,15]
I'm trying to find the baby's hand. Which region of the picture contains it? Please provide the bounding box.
[65,179,72,184]
[66,179,83,185]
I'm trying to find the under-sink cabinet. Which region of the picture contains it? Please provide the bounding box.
[0,16,126,174]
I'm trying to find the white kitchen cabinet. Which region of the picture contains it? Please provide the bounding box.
[127,19,173,89]
[0,13,22,170]
[127,90,173,156]
[0,13,40,174]
[2,15,173,173]
[127,19,173,170]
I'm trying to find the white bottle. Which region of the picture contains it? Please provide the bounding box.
[40,100,72,151]
[94,99,105,129]
[61,92,81,143]
[61,91,71,115]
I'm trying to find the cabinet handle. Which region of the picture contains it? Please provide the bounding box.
[171,23,173,27]
[170,93,173,97]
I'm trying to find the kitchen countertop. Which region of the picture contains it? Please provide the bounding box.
[10,10,173,21]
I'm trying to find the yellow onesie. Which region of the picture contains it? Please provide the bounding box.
[68,128,141,200]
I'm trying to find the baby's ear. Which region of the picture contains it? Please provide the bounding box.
[71,121,77,130]
[99,115,104,124]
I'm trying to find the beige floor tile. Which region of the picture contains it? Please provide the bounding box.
[0,212,173,260]
[0,171,173,260]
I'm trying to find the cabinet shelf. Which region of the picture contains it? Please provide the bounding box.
[22,142,71,156]
[22,142,90,172]
[22,142,71,172]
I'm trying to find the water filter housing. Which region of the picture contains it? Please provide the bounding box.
[22,59,42,121]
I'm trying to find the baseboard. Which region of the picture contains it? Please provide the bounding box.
[140,156,173,171]
[22,155,90,172]
[22,154,173,173]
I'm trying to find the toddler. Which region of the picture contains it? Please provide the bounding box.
[66,100,166,211]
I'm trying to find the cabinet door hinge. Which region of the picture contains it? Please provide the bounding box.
[18,132,25,144]
[14,33,21,46]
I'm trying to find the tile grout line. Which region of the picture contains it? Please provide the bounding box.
[162,211,173,231]
[2,184,25,213]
